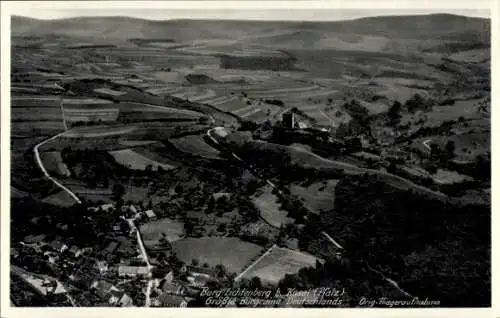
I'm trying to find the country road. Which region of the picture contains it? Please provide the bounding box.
[423,139,432,151]
[126,217,154,307]
[33,133,81,204]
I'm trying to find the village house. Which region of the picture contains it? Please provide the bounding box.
[129,204,139,214]
[22,234,47,253]
[144,209,157,220]
[159,279,186,296]
[48,239,69,253]
[184,265,218,288]
[118,265,149,277]
[212,192,231,201]
[41,279,67,295]
[68,245,80,257]
[91,280,133,307]
[96,260,109,274]
[100,203,115,213]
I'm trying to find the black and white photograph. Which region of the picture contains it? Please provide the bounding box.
[1,0,495,313]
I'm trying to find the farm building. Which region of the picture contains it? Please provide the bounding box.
[118,265,149,277]
[48,240,68,253]
[100,203,115,212]
[96,260,109,274]
[212,192,231,201]
[145,209,157,220]
[23,234,47,244]
[282,112,295,129]
[160,281,186,296]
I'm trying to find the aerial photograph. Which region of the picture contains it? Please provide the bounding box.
[8,5,491,308]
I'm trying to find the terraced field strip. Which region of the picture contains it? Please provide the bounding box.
[93,87,127,96]
[188,89,216,102]
[62,98,113,104]
[233,105,257,116]
[200,95,234,105]
[12,96,60,101]
[61,126,137,138]
[63,108,120,122]
[212,96,238,106]
[248,85,320,95]
[239,107,263,118]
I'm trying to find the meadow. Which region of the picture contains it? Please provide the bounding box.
[171,237,264,274]
[252,187,292,228]
[237,245,320,284]
[109,149,177,171]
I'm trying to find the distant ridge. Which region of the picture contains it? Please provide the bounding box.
[11,13,490,43]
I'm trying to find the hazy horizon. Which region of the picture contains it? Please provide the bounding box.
[11,9,491,22]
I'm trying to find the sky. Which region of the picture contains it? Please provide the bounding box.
[6,2,491,21]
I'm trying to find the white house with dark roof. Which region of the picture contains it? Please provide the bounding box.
[144,209,157,220]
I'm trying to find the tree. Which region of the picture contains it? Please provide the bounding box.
[250,276,262,289]
[388,101,402,125]
[445,140,456,159]
[102,175,109,189]
[430,143,441,161]
[214,264,227,279]
[206,196,215,214]
[112,183,126,200]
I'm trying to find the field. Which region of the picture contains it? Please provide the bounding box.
[65,181,152,203]
[41,190,77,207]
[39,151,71,176]
[139,218,185,249]
[401,99,486,129]
[412,131,490,162]
[64,108,120,122]
[171,237,264,274]
[252,187,292,228]
[93,87,127,96]
[432,169,473,185]
[12,108,63,122]
[289,179,339,214]
[60,125,138,138]
[117,102,205,122]
[169,135,222,160]
[109,148,176,171]
[236,245,320,284]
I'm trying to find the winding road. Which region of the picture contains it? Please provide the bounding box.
[33,133,81,204]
